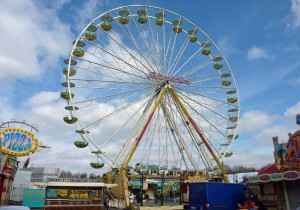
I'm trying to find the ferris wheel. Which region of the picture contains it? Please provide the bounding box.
[61,5,239,175]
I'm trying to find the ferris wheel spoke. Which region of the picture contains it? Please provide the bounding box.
[162,102,188,168]
[73,87,147,105]
[83,94,150,130]
[107,10,156,72]
[70,78,151,87]
[85,144,115,167]
[175,86,236,107]
[174,101,214,171]
[174,84,238,96]
[162,10,167,76]
[76,61,146,87]
[189,76,222,85]
[168,35,191,76]
[163,114,170,169]
[174,84,234,90]
[116,22,155,73]
[177,93,229,140]
[198,147,214,170]
[76,57,147,82]
[101,19,155,74]
[140,113,158,166]
[177,91,230,120]
[155,26,164,74]
[178,58,213,79]
[114,94,157,165]
[100,96,151,150]
[172,47,206,77]
[143,108,164,168]
[181,116,212,170]
[144,8,164,73]
[168,91,224,150]
[169,91,226,164]
[84,38,149,80]
[161,100,198,171]
[97,29,150,74]
[176,91,229,114]
[89,47,146,82]
[85,40,146,78]
[79,49,123,75]
[76,129,118,168]
[166,16,182,75]
[126,8,160,72]
[164,119,179,169]
[188,72,220,81]
[164,30,173,75]
[139,21,161,72]
[74,85,144,90]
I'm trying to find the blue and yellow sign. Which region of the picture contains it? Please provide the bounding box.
[0,128,39,156]
[23,189,45,208]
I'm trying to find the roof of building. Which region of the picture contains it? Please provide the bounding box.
[32,182,117,188]
[258,164,277,175]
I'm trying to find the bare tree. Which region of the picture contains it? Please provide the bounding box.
[89,173,97,179]
[59,170,67,178]
[225,165,256,174]
[80,173,87,178]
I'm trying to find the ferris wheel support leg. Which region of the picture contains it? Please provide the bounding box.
[122,86,168,170]
[169,87,229,183]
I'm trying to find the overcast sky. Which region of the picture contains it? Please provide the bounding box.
[0,0,300,174]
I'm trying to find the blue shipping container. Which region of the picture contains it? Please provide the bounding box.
[22,189,46,208]
[189,182,246,210]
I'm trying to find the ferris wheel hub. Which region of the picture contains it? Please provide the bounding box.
[147,72,190,85]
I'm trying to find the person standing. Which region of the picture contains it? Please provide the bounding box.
[104,198,109,210]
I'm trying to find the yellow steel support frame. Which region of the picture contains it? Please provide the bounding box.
[121,85,228,183]
[169,87,229,183]
[122,86,167,170]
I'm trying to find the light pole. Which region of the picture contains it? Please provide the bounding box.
[160,174,165,206]
[140,172,144,206]
[233,173,238,183]
[179,173,183,205]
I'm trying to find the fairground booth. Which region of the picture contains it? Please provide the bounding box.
[244,130,300,210]
[42,181,117,210]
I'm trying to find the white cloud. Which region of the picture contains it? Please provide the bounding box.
[238,110,274,133]
[0,1,72,82]
[27,91,60,107]
[227,101,300,168]
[217,36,241,57]
[289,0,300,28]
[284,44,299,52]
[284,101,300,120]
[224,148,274,168]
[247,46,274,60]
[73,0,105,32]
[251,125,292,147]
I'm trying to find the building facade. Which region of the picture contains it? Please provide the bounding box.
[21,167,59,183]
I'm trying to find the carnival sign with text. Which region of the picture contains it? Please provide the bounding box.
[0,128,39,156]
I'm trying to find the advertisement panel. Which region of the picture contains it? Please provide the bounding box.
[22,189,46,208]
[0,128,39,156]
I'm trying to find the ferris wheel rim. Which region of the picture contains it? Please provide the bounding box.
[63,5,240,172]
